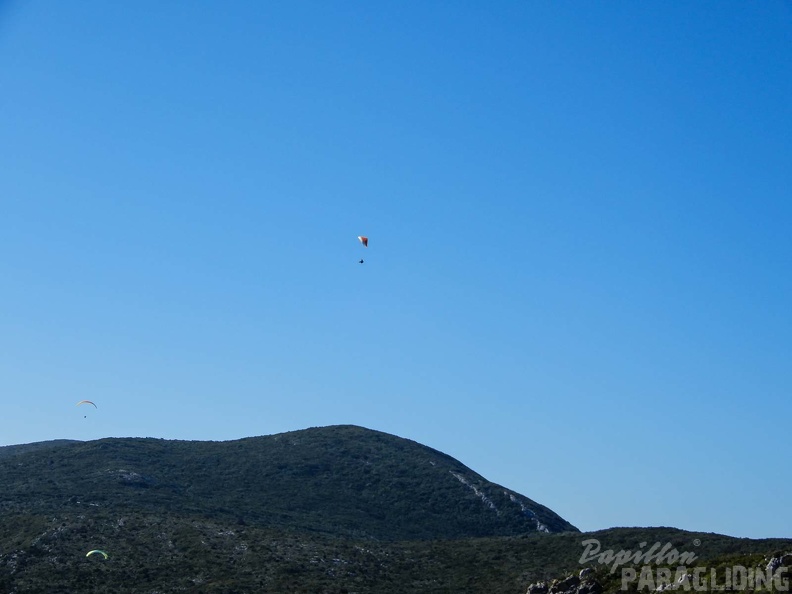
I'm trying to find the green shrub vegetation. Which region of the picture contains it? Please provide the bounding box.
[0,427,788,593]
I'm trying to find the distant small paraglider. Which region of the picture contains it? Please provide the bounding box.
[77,400,96,418]
[86,549,109,560]
[357,236,368,264]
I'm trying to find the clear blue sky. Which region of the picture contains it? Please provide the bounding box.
[1,1,790,540]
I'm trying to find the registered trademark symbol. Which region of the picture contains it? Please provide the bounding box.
[693,539,701,547]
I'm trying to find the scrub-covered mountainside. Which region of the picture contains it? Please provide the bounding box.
[524,536,792,594]
[0,439,78,459]
[1,519,789,594]
[1,427,789,594]
[0,425,575,540]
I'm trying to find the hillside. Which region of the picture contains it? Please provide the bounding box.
[0,425,575,540]
[1,518,789,594]
[0,440,78,459]
[1,427,788,593]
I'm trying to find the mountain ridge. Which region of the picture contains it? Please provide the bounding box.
[0,439,80,459]
[0,424,577,540]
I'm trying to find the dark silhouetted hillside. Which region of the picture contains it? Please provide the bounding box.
[0,425,575,540]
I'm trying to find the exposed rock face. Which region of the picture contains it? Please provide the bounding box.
[766,553,792,574]
[114,469,156,487]
[526,573,602,594]
[527,581,549,594]
[656,573,692,592]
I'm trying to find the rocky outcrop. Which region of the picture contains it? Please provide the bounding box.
[526,570,602,594]
[766,553,792,574]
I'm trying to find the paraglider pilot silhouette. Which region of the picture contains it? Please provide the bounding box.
[358,236,367,263]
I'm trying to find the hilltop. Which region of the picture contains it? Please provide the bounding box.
[0,439,79,459]
[0,425,575,540]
